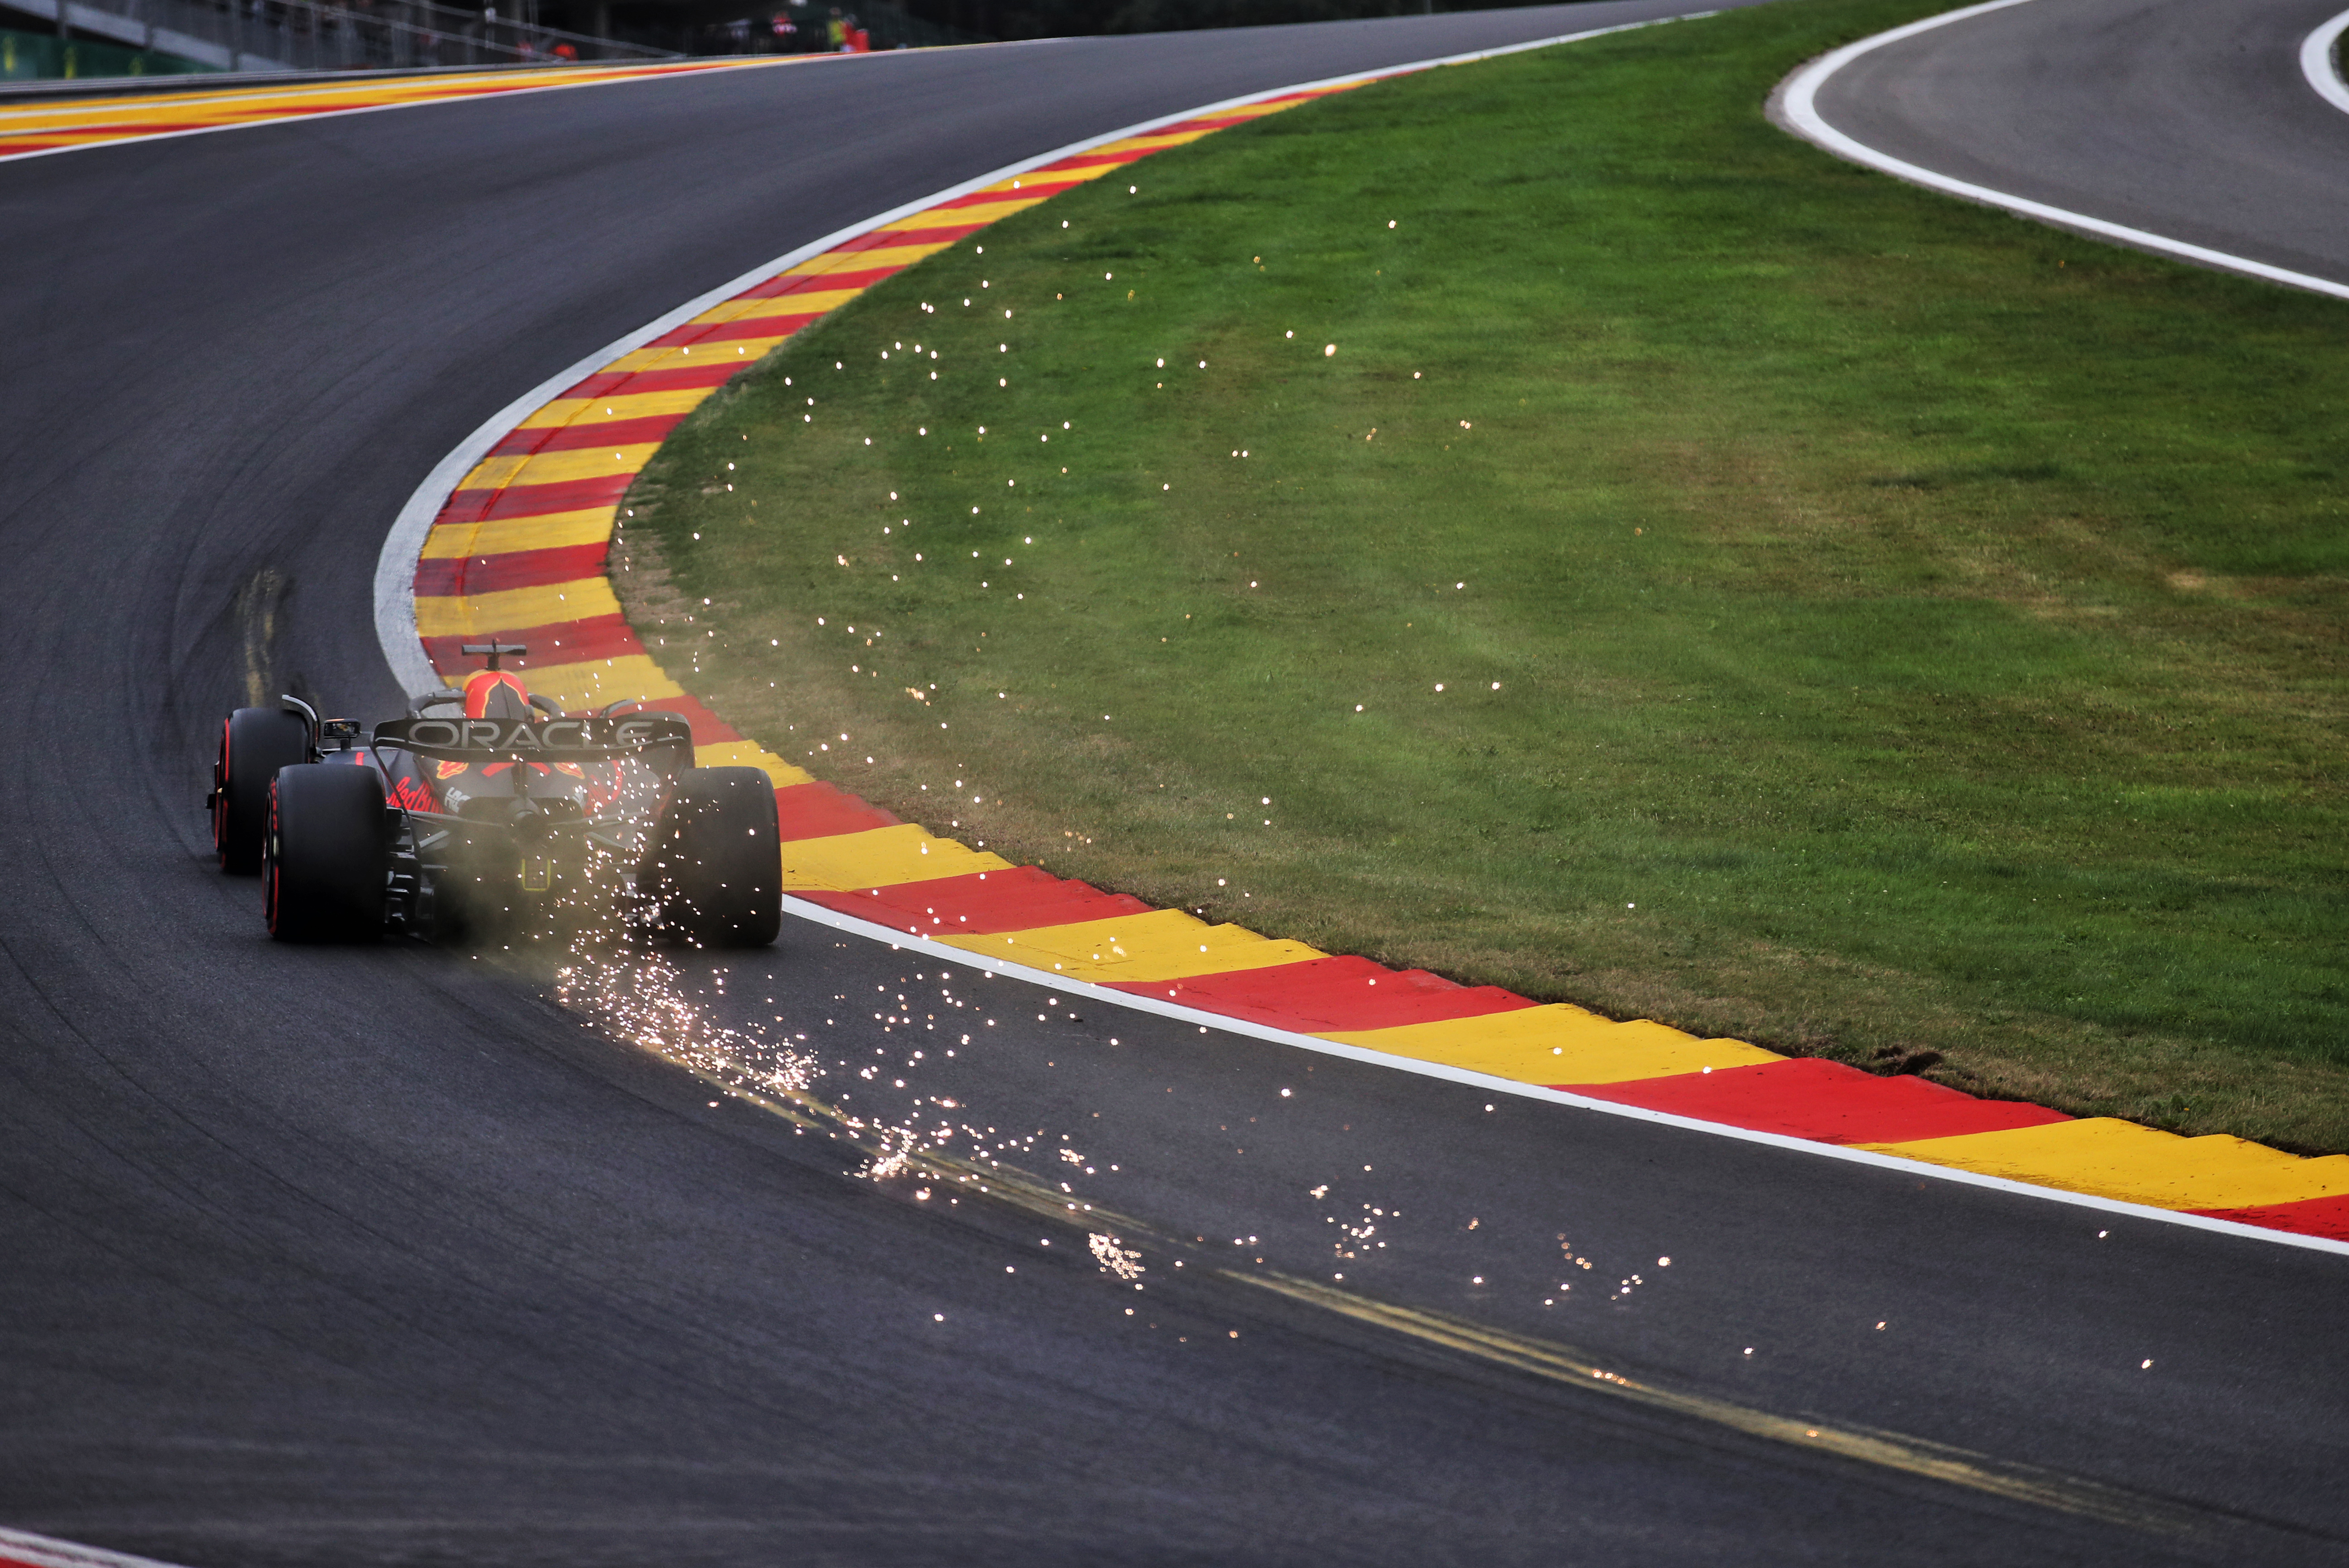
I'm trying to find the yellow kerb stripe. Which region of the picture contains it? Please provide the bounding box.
[936,907,1325,983]
[695,288,864,326]
[879,197,1045,230]
[777,823,1013,889]
[970,173,1094,199]
[414,577,619,637]
[780,240,955,278]
[1089,129,1217,156]
[1861,1119,2349,1211]
[520,389,721,428]
[1324,1005,1783,1086]
[601,338,788,375]
[421,507,617,560]
[478,653,683,711]
[1018,159,1132,188]
[459,443,661,493]
[695,740,816,789]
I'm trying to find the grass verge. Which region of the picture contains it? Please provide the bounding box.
[618,0,2349,1152]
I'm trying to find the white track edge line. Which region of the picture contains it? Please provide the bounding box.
[782,892,2349,1259]
[2300,5,2349,115]
[1777,0,2349,301]
[0,1525,194,1568]
[370,14,2349,1262]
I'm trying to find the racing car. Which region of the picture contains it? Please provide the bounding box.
[207,643,781,947]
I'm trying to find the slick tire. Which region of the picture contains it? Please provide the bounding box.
[642,766,781,948]
[214,706,310,874]
[266,763,389,942]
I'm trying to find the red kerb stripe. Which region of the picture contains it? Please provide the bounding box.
[438,472,634,525]
[562,363,741,400]
[489,413,687,456]
[414,542,609,597]
[793,865,1151,934]
[1045,150,1152,172]
[1561,1058,2073,1146]
[634,695,744,748]
[651,314,821,348]
[775,780,902,840]
[922,184,1080,211]
[421,613,642,672]
[827,223,979,252]
[737,264,905,298]
[2191,1192,2349,1242]
[1105,957,1536,1032]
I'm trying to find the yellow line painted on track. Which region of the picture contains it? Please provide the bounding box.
[936,907,1328,983]
[636,1018,2188,1532]
[1227,1272,2186,1531]
[1865,1119,2349,1211]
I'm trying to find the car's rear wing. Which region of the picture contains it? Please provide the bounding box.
[372,712,694,761]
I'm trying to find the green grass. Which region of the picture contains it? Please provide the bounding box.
[618,0,2349,1153]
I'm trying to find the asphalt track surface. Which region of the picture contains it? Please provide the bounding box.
[1809,0,2349,287]
[1,5,2344,1563]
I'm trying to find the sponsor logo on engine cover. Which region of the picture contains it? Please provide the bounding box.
[378,714,686,756]
[402,718,598,751]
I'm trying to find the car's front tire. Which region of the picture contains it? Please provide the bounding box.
[641,766,781,948]
[266,763,389,942]
[213,707,310,874]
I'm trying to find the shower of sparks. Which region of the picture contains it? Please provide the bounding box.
[555,883,820,1110]
[586,304,1694,1344]
[1089,1231,1145,1281]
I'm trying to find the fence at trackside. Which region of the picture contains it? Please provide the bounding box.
[6,0,677,73]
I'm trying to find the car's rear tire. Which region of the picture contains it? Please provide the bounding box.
[214,706,309,874]
[266,763,389,942]
[641,766,781,948]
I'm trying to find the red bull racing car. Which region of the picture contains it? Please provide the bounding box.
[208,644,780,946]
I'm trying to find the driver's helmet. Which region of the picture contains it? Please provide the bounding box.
[463,667,534,719]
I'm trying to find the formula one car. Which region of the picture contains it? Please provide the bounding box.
[208,644,781,946]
